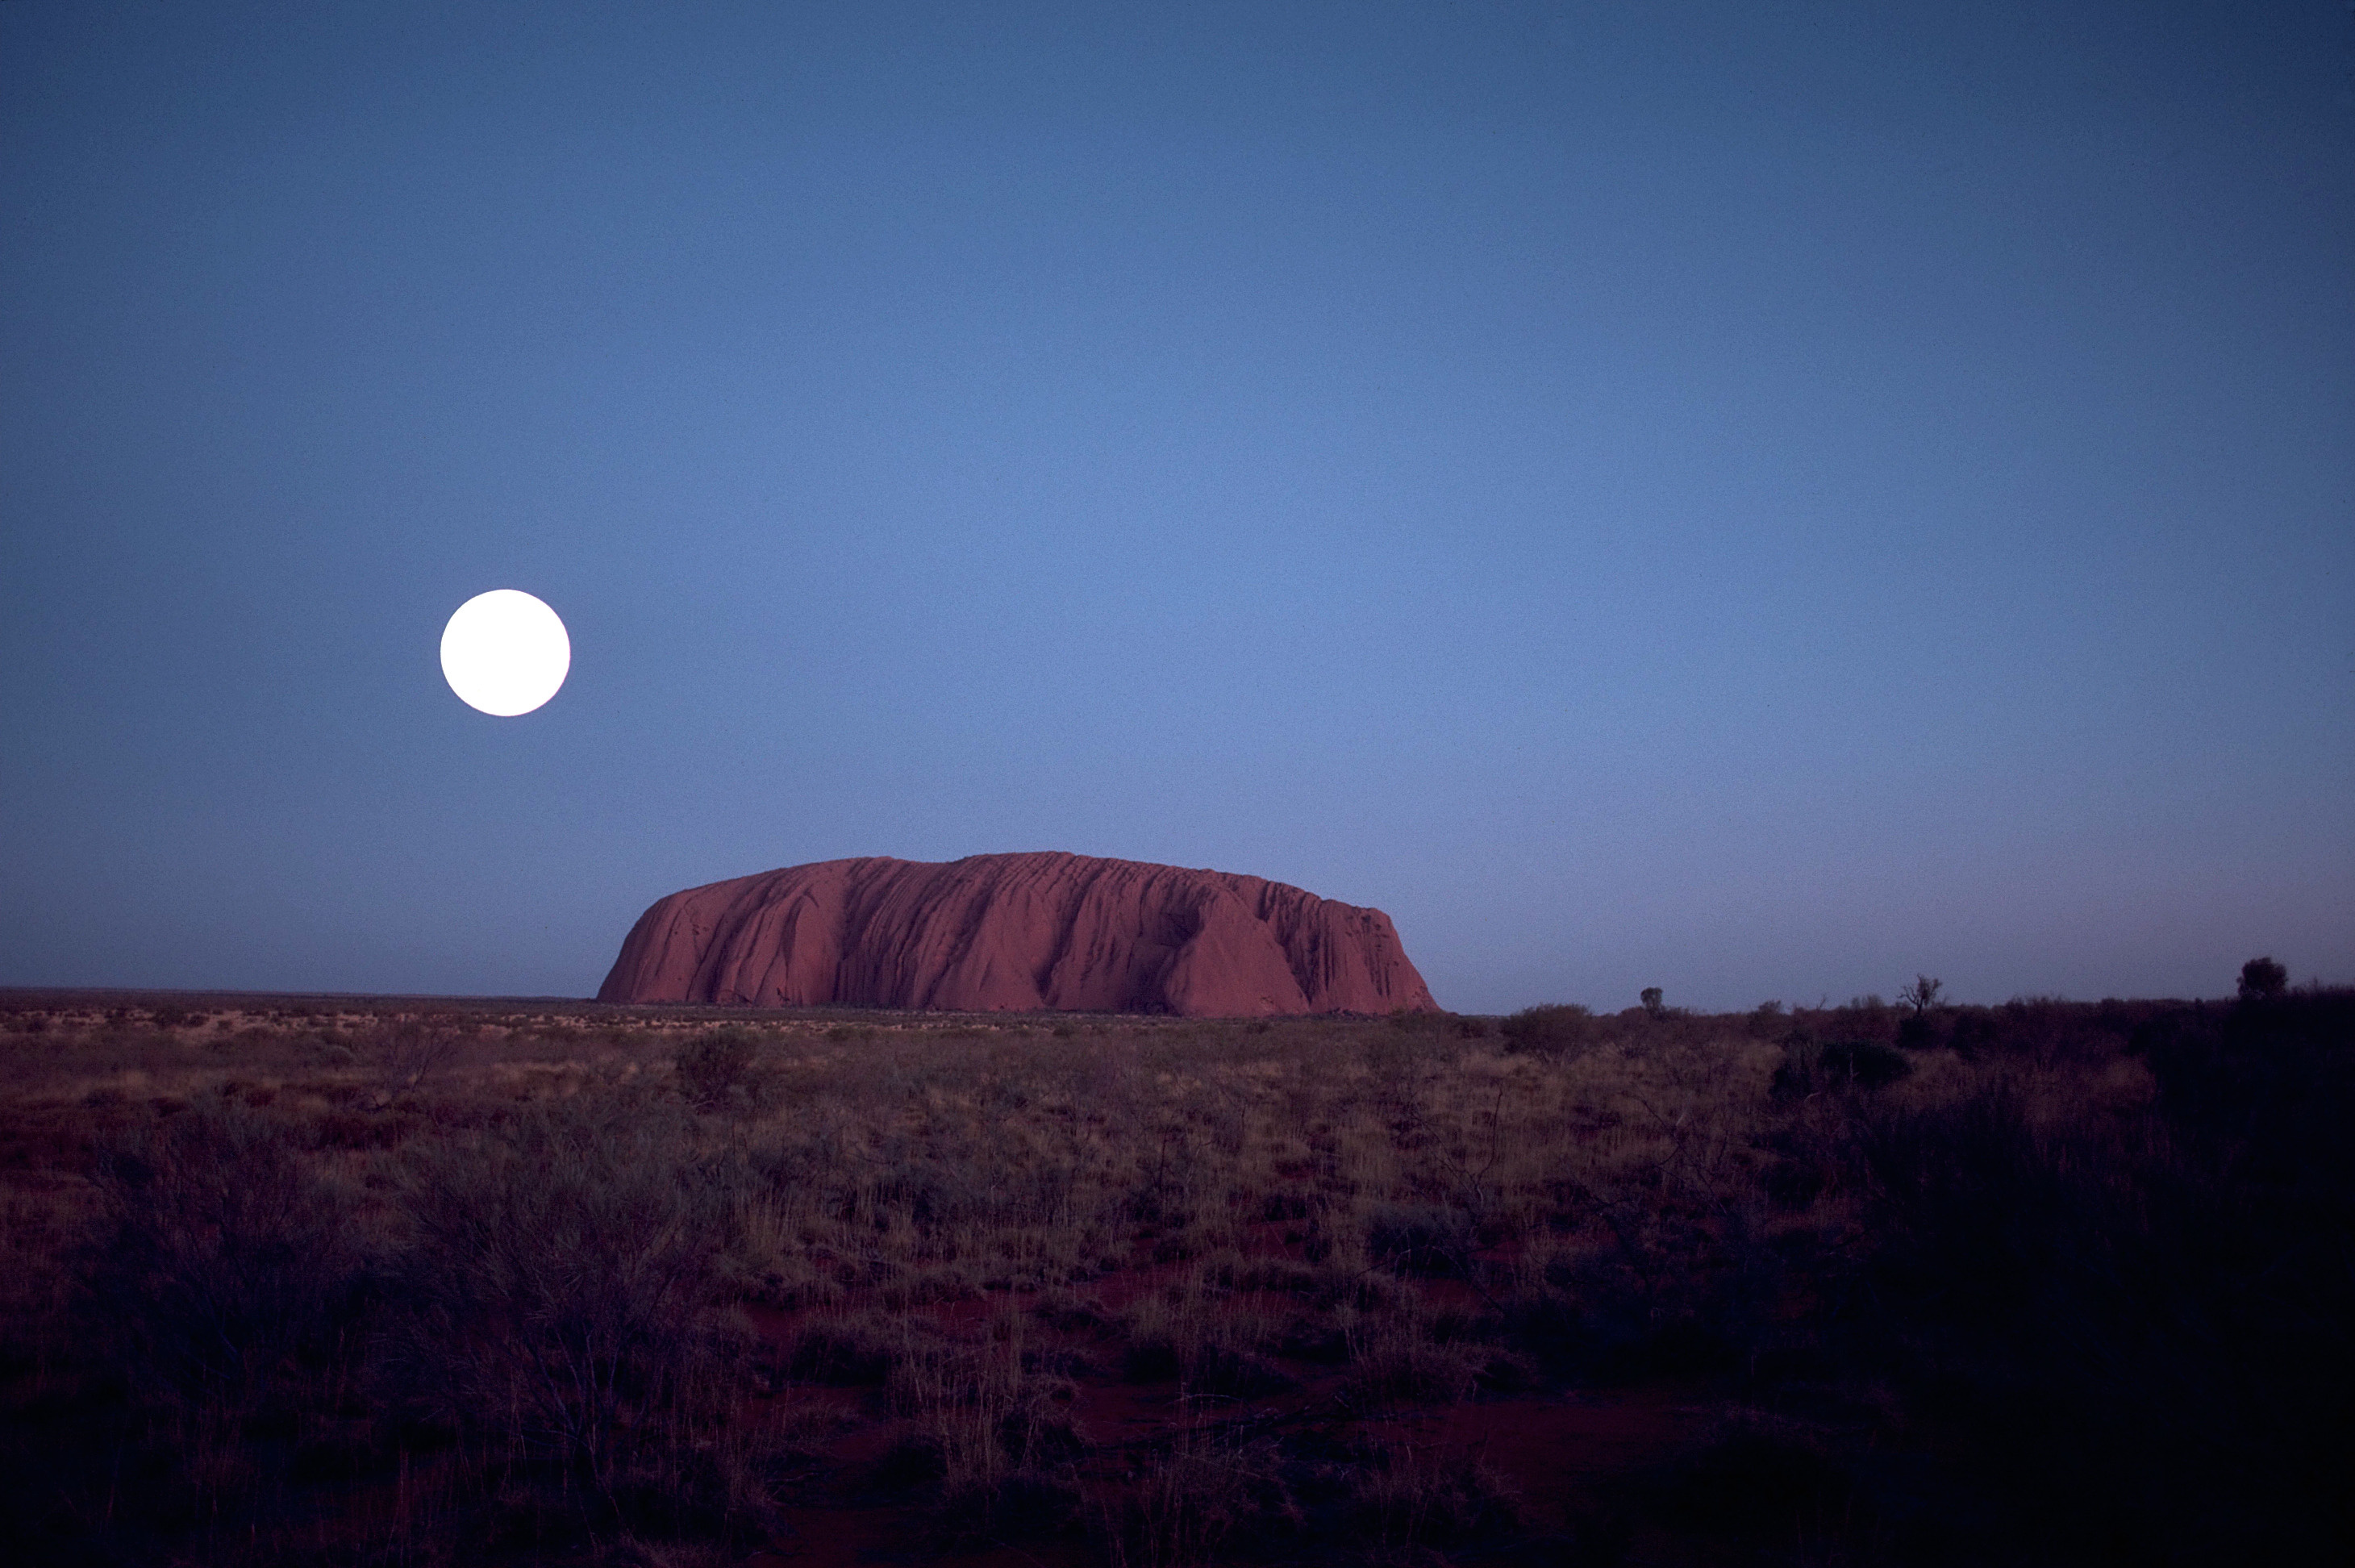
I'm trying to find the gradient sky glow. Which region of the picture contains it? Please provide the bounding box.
[3,1,2349,1012]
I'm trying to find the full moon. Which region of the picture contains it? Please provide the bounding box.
[440,590,570,716]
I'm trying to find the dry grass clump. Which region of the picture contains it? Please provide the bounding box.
[886,1300,1086,1546]
[1103,1426,1304,1568]
[1348,1442,1520,1551]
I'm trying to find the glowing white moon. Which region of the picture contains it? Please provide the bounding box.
[440,590,570,716]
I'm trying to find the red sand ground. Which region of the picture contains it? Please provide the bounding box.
[723,1215,1717,1566]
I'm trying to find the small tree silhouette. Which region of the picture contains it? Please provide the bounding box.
[1640,987,1665,1020]
[1899,976,1943,1017]
[1895,977,1943,1049]
[2236,957,2288,1002]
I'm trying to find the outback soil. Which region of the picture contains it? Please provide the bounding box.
[0,986,2348,1567]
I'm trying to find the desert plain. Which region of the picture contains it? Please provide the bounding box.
[0,982,2347,1566]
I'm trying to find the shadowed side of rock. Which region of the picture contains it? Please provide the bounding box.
[596,852,1439,1017]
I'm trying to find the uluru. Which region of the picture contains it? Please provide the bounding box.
[597,852,1439,1017]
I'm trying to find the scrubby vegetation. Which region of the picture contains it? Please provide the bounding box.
[0,978,2347,1566]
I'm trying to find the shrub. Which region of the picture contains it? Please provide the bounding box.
[1341,1313,1478,1413]
[1498,1003,1595,1056]
[363,1015,462,1090]
[1365,1203,1476,1278]
[1771,1036,1911,1095]
[87,1097,362,1416]
[1100,1430,1300,1566]
[1946,1007,1999,1057]
[781,1316,899,1386]
[1352,1445,1519,1547]
[2238,956,2288,1002]
[675,1026,759,1108]
[386,1099,738,1492]
[936,1470,1080,1548]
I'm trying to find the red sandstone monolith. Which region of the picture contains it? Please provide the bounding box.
[596,852,1439,1016]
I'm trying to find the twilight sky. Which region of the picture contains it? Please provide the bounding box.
[3,1,2349,1013]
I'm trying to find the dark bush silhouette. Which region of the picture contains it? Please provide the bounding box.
[781,1316,898,1386]
[2237,955,2288,1002]
[1850,991,2355,1562]
[1498,1002,1597,1055]
[674,1024,759,1107]
[386,1099,744,1513]
[1772,1034,1912,1095]
[364,1014,463,1089]
[88,1098,362,1416]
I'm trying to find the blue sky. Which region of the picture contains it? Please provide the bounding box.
[3,1,2348,1011]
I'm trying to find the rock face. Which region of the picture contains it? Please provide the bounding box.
[597,852,1439,1017]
